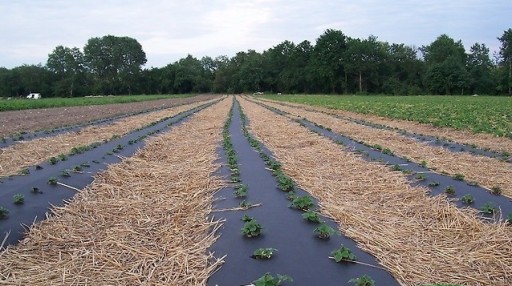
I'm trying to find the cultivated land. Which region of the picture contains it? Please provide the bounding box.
[1,95,511,285]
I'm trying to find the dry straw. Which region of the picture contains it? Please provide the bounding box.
[239,96,512,286]
[257,99,512,198]
[0,97,232,285]
[0,97,219,178]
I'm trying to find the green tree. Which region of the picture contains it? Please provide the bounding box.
[467,43,494,94]
[498,28,512,95]
[310,29,347,93]
[383,44,424,95]
[421,34,469,94]
[47,46,87,97]
[83,35,147,95]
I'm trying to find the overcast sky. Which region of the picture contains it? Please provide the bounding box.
[0,0,510,69]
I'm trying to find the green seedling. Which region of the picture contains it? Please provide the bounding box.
[480,202,496,214]
[286,191,297,201]
[428,181,440,187]
[92,160,100,164]
[57,154,68,161]
[331,245,356,262]
[241,219,263,238]
[13,194,24,205]
[234,184,248,198]
[252,273,292,286]
[461,194,475,204]
[444,185,455,196]
[48,157,59,165]
[415,174,427,181]
[314,223,336,239]
[73,165,83,172]
[48,177,58,185]
[0,206,9,219]
[391,164,402,171]
[382,148,393,155]
[453,173,465,181]
[252,248,276,260]
[302,210,321,223]
[277,174,294,191]
[19,168,30,175]
[349,275,376,286]
[290,195,314,211]
[419,160,428,168]
[61,170,71,177]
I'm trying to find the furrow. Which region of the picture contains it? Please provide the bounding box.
[0,97,231,285]
[238,96,512,286]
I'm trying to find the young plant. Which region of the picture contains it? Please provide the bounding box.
[349,275,376,286]
[290,195,315,211]
[428,181,440,187]
[480,202,496,214]
[13,194,25,205]
[277,173,294,192]
[61,170,71,177]
[19,168,30,175]
[419,160,428,168]
[233,184,248,198]
[57,154,68,161]
[415,173,427,181]
[331,245,356,262]
[461,194,475,204]
[241,219,263,238]
[302,210,321,223]
[286,191,297,201]
[453,173,465,181]
[252,248,277,260]
[48,156,59,165]
[314,223,336,239]
[444,185,455,196]
[391,164,402,171]
[48,177,58,185]
[252,273,292,286]
[231,174,241,183]
[490,186,502,195]
[0,206,9,219]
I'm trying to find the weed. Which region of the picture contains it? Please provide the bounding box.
[444,185,455,196]
[252,248,276,259]
[453,173,465,181]
[48,177,58,185]
[252,273,292,286]
[231,174,241,183]
[314,223,336,239]
[349,275,376,286]
[241,219,263,238]
[0,206,9,219]
[13,194,24,205]
[331,245,356,262]
[234,184,248,198]
[290,195,315,211]
[461,194,475,204]
[490,186,502,195]
[480,202,497,214]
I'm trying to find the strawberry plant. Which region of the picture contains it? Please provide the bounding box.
[241,219,263,238]
[349,275,376,286]
[252,273,292,286]
[19,168,30,175]
[444,185,455,196]
[314,223,336,239]
[391,164,402,171]
[48,156,59,165]
[453,173,465,181]
[420,160,428,168]
[302,210,321,223]
[0,206,9,219]
[490,186,502,195]
[13,194,24,205]
[277,173,294,191]
[331,245,356,262]
[241,214,254,222]
[415,174,427,181]
[48,177,58,185]
[252,248,276,259]
[233,184,248,198]
[461,194,474,204]
[480,202,496,214]
[286,191,297,201]
[428,181,440,187]
[290,195,314,211]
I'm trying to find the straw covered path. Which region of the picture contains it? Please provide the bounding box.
[0,97,218,178]
[0,97,231,285]
[260,98,512,155]
[254,98,512,198]
[238,96,512,286]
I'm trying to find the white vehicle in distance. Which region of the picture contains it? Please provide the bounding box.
[26,93,42,99]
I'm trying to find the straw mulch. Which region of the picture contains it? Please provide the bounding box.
[259,98,512,155]
[256,99,512,198]
[0,98,219,178]
[0,97,231,285]
[239,96,512,286]
[0,95,218,138]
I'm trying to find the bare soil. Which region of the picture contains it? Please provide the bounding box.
[0,95,217,138]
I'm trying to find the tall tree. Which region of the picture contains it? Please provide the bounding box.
[498,28,512,95]
[83,35,146,95]
[47,46,86,97]
[311,29,347,93]
[467,43,494,94]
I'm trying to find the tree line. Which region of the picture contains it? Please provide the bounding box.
[1,29,511,97]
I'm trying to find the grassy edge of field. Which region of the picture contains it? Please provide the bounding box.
[262,94,512,138]
[0,94,197,111]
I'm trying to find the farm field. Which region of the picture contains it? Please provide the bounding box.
[263,95,512,139]
[0,94,213,138]
[1,95,511,285]
[0,94,193,112]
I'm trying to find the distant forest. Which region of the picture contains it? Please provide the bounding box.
[1,28,511,97]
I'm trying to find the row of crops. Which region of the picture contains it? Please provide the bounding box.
[1,94,511,285]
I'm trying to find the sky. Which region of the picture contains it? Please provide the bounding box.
[0,0,510,69]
